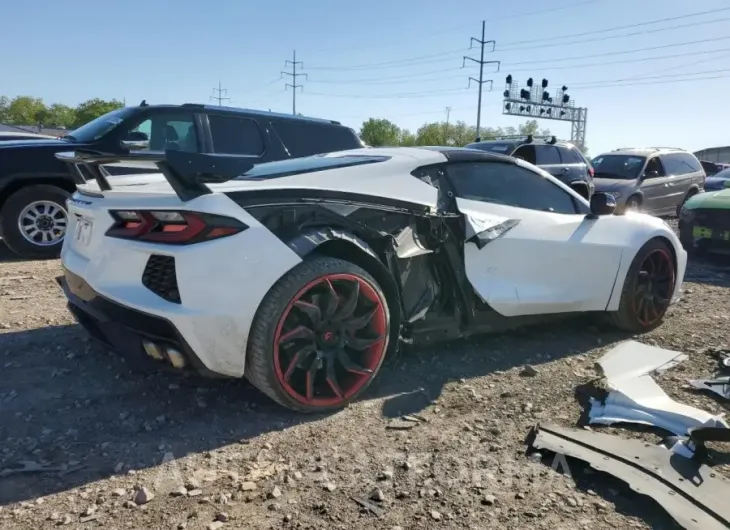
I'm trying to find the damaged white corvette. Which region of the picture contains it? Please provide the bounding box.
[55,146,687,412]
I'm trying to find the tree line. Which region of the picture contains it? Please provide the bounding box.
[0,95,124,129]
[359,117,557,148]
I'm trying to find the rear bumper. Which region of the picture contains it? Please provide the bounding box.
[57,268,223,378]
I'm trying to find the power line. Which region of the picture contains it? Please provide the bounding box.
[498,5,730,47]
[308,67,467,84]
[463,21,498,139]
[306,48,467,71]
[507,35,730,66]
[305,0,603,55]
[498,15,730,53]
[303,6,730,74]
[308,45,730,92]
[282,50,306,115]
[210,82,230,106]
[568,67,730,87]
[305,87,469,99]
[573,72,730,90]
[302,27,730,74]
[507,45,730,73]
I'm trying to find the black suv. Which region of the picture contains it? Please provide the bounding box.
[0,103,364,259]
[464,135,594,200]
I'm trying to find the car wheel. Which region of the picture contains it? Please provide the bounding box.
[245,256,390,412]
[0,185,70,259]
[607,238,676,332]
[676,191,697,218]
[625,195,641,212]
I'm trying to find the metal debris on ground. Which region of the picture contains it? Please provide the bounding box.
[528,423,730,530]
[587,340,729,435]
[688,376,730,401]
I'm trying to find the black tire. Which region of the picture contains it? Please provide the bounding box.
[625,195,641,212]
[0,185,71,259]
[676,190,697,218]
[606,238,676,333]
[245,255,391,413]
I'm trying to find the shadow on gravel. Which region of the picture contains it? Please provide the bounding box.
[376,316,634,420]
[0,317,632,506]
[685,253,730,288]
[0,240,24,263]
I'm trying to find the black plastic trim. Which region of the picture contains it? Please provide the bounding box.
[58,269,220,378]
[225,188,432,215]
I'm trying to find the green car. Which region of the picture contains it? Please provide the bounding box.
[678,180,730,254]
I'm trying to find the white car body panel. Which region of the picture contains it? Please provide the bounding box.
[63,191,303,377]
[59,147,688,378]
[458,197,625,315]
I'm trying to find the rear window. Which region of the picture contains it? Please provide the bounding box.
[558,146,585,164]
[233,155,390,180]
[271,121,363,157]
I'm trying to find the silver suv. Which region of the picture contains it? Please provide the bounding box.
[591,147,705,216]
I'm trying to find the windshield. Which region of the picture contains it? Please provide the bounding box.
[67,107,137,142]
[234,154,390,180]
[713,168,730,179]
[591,154,646,180]
[465,142,515,154]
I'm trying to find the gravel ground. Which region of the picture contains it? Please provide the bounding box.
[1,223,729,530]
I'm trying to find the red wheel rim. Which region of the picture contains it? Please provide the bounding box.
[631,248,675,327]
[272,273,388,408]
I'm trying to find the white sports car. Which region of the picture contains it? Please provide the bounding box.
[55,146,687,412]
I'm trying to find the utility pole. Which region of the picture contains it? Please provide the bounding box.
[445,107,451,127]
[283,50,307,115]
[210,81,230,106]
[463,21,500,140]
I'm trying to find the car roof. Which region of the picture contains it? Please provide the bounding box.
[604,147,691,157]
[129,103,344,126]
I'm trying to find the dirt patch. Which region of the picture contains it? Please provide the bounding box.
[1,233,729,530]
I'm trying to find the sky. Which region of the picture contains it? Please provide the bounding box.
[2,0,729,155]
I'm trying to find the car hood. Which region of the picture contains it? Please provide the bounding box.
[685,188,730,210]
[593,177,637,192]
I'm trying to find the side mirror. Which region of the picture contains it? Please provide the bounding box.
[643,169,659,179]
[589,192,616,217]
[121,131,149,151]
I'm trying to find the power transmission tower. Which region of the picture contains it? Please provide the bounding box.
[210,81,230,106]
[282,50,307,115]
[463,20,500,140]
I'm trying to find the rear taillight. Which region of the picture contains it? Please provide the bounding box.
[588,166,595,178]
[106,210,247,244]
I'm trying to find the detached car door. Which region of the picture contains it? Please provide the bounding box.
[443,160,624,316]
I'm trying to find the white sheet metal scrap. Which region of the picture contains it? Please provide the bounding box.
[588,340,729,436]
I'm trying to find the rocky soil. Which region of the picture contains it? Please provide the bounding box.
[1,227,729,530]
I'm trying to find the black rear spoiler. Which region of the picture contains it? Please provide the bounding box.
[55,149,256,202]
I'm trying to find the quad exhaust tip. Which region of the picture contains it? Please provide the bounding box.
[142,340,187,369]
[166,348,187,369]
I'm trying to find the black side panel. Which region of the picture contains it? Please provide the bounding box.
[224,189,433,214]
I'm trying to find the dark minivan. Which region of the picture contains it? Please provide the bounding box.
[465,135,595,200]
[0,103,365,259]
